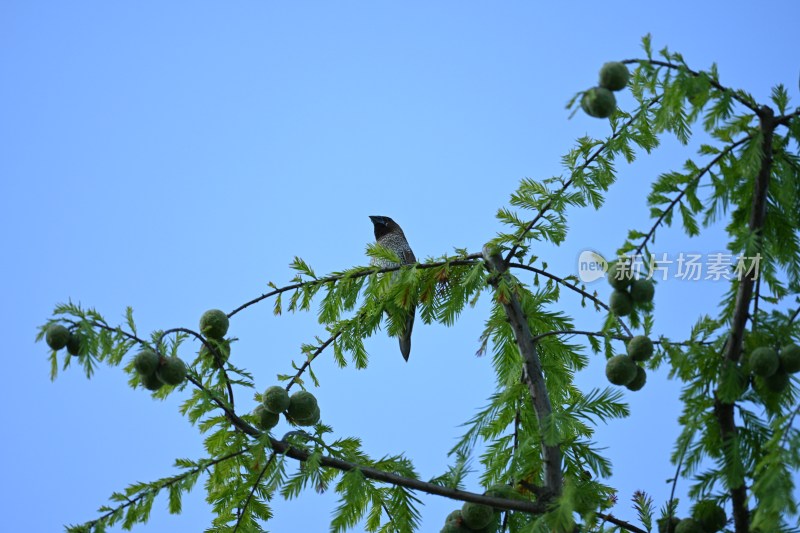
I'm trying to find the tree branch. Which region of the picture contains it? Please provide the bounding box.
[503,95,663,265]
[621,58,760,114]
[787,306,800,326]
[715,105,777,533]
[284,331,341,392]
[233,451,277,533]
[81,446,254,531]
[228,259,479,318]
[483,246,563,496]
[527,329,713,348]
[633,134,753,256]
[508,262,633,338]
[186,375,548,514]
[86,314,548,515]
[596,512,648,533]
[267,435,547,515]
[157,326,237,409]
[774,108,800,126]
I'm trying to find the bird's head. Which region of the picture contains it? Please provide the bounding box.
[369,215,399,239]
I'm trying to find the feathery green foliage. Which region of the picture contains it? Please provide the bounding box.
[39,35,800,532]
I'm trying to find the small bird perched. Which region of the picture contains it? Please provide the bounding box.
[369,215,416,361]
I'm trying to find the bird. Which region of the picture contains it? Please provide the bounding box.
[369,215,416,361]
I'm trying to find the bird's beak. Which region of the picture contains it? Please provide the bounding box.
[369,215,386,226]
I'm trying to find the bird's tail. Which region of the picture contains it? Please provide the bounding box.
[399,307,415,362]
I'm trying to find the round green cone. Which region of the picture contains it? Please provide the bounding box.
[46,325,70,350]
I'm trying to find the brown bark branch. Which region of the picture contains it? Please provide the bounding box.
[89,311,548,515]
[483,246,563,496]
[714,105,776,533]
[268,436,547,514]
[596,512,648,533]
[184,374,548,514]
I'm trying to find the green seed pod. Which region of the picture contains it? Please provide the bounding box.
[607,262,634,290]
[254,404,280,431]
[609,290,633,316]
[626,365,647,391]
[627,335,654,362]
[470,512,501,533]
[630,279,655,304]
[46,324,71,350]
[581,87,616,118]
[293,404,320,427]
[200,309,229,339]
[599,61,630,91]
[674,517,704,533]
[779,343,800,373]
[157,356,187,386]
[66,332,83,356]
[445,510,463,524]
[287,390,318,420]
[749,346,779,377]
[691,500,726,532]
[764,368,790,393]
[134,349,160,376]
[606,355,638,386]
[461,501,494,530]
[141,371,164,391]
[262,386,291,414]
[484,484,519,499]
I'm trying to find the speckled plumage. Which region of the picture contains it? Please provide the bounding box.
[369,216,416,361]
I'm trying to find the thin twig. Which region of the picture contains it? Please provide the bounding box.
[633,134,752,257]
[503,95,664,265]
[82,446,255,530]
[595,511,648,533]
[621,58,760,114]
[284,331,342,392]
[528,329,713,348]
[666,434,692,527]
[228,259,479,318]
[233,452,277,533]
[508,262,633,338]
[788,307,800,326]
[157,326,237,409]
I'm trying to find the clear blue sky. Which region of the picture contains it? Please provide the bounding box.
[2,2,799,531]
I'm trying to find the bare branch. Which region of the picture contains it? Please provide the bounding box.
[596,512,649,533]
